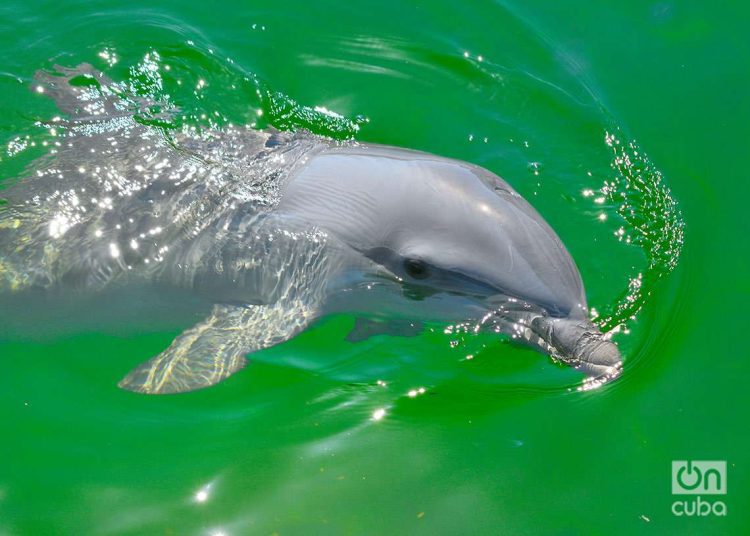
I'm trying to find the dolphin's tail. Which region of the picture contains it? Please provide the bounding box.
[530,316,622,382]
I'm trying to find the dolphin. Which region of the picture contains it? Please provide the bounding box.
[0,65,621,394]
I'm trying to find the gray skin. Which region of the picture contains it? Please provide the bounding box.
[0,65,620,394]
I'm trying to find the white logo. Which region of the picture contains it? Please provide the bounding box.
[671,460,727,516]
[672,461,726,494]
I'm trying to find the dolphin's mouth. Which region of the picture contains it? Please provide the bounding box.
[531,316,622,378]
[476,298,623,388]
[560,332,623,390]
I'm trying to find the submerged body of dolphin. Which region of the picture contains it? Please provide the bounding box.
[0,65,621,393]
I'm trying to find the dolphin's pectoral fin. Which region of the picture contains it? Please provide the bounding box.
[117,328,248,395]
[346,318,424,343]
[118,299,319,394]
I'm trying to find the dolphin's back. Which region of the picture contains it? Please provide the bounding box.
[0,96,322,293]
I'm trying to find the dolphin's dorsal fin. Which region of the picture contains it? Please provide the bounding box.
[34,64,125,120]
[118,299,318,394]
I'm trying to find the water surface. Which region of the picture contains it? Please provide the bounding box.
[0,1,747,534]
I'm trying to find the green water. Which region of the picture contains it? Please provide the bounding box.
[1,1,747,534]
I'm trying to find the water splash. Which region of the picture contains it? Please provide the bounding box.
[263,91,366,139]
[592,128,685,333]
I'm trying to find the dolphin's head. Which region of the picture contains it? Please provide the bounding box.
[280,144,620,379]
[282,145,587,317]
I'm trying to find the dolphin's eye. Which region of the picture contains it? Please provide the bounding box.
[404,258,429,280]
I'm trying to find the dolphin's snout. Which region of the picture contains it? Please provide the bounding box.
[573,337,622,378]
[532,316,622,381]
